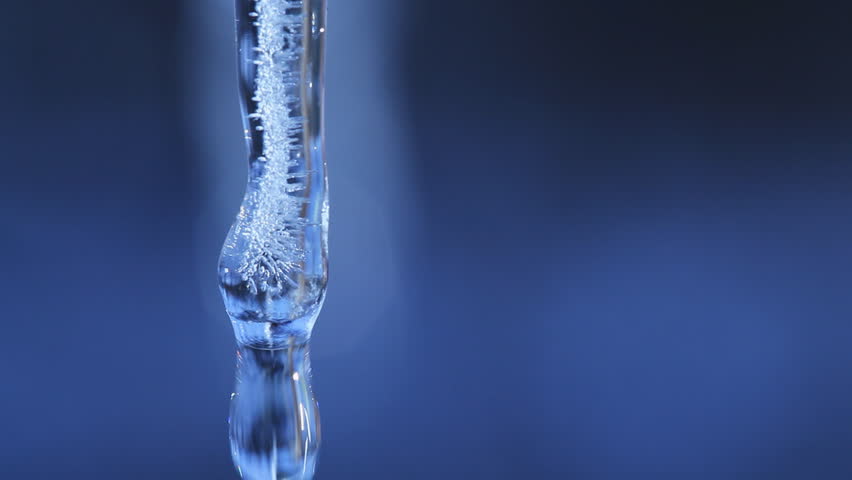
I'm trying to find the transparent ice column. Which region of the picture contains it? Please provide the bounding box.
[230,342,320,480]
[218,0,326,478]
[219,0,328,348]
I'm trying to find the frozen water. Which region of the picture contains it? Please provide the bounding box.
[221,2,326,479]
[230,343,320,480]
[219,0,328,346]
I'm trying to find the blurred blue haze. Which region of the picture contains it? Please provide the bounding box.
[2,1,852,479]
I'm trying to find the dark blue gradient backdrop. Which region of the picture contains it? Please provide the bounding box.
[2,1,852,478]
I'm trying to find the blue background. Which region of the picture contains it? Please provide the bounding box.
[3,1,852,478]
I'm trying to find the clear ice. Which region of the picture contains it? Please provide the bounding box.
[230,343,320,480]
[219,0,328,348]
[218,0,326,479]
